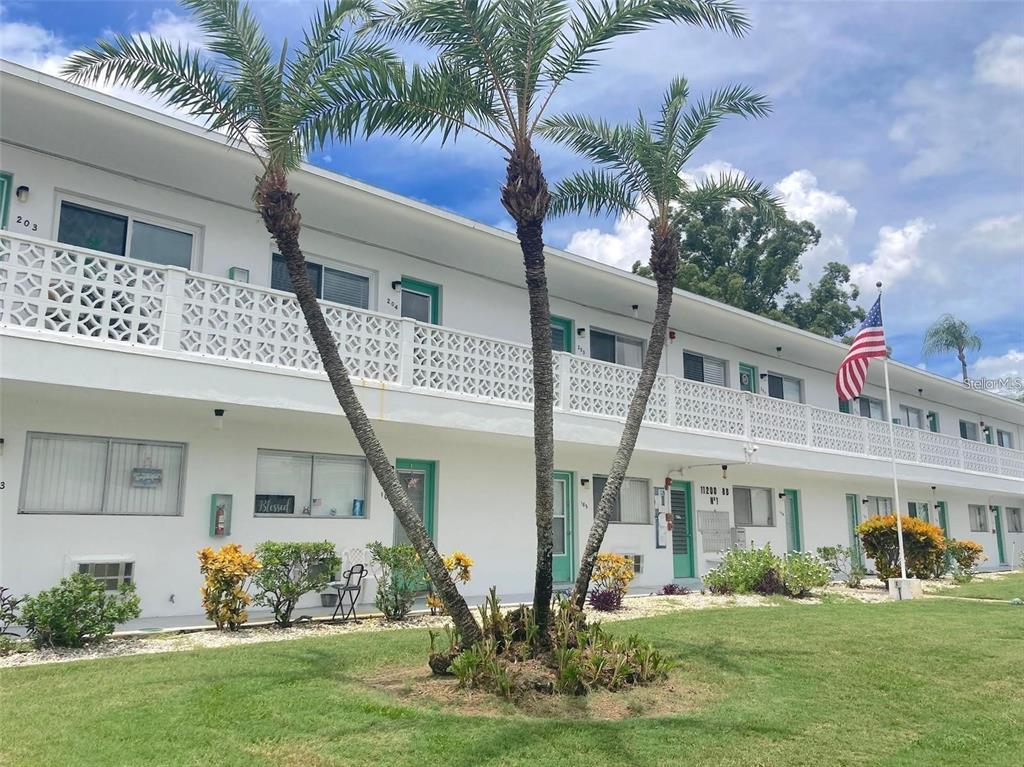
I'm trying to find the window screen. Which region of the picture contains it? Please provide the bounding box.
[1008,508,1022,533]
[860,397,883,420]
[78,561,134,591]
[996,430,1014,449]
[960,421,979,441]
[593,475,650,524]
[57,201,128,256]
[969,504,987,532]
[130,220,193,268]
[590,330,617,363]
[255,450,367,518]
[323,266,370,309]
[733,486,774,526]
[401,289,432,322]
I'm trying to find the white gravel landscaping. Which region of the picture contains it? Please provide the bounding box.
[0,582,911,669]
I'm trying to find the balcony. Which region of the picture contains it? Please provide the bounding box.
[2,231,1022,481]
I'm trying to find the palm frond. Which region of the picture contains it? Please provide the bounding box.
[676,84,770,162]
[62,34,262,160]
[679,172,783,223]
[537,112,650,197]
[549,169,641,218]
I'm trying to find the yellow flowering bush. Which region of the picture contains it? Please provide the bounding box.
[857,515,946,580]
[593,552,635,596]
[197,544,261,630]
[426,550,474,615]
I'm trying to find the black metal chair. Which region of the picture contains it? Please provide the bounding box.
[330,564,366,622]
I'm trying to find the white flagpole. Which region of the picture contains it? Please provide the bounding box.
[878,282,908,581]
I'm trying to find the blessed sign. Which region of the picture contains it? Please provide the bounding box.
[131,468,163,488]
[255,494,295,515]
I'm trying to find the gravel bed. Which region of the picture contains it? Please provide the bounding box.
[0,586,897,669]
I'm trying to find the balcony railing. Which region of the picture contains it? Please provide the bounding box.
[3,232,1022,480]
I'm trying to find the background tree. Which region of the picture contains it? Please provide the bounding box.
[64,0,483,644]
[358,0,750,639]
[922,313,982,382]
[542,78,780,607]
[633,200,865,338]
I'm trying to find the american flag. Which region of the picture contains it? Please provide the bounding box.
[836,297,887,402]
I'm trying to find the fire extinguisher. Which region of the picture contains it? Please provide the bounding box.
[214,504,226,536]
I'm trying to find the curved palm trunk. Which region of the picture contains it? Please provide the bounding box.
[958,349,968,383]
[256,168,482,646]
[572,226,679,608]
[501,144,555,644]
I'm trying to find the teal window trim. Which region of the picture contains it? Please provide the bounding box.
[396,458,437,541]
[784,488,802,552]
[926,411,940,433]
[738,362,758,393]
[400,277,441,324]
[550,315,574,352]
[0,171,13,229]
[838,398,851,414]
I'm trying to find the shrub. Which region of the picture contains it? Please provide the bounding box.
[704,545,782,595]
[19,573,140,648]
[857,515,946,580]
[198,544,261,630]
[781,552,831,597]
[947,539,985,573]
[253,541,340,627]
[592,553,635,597]
[425,550,474,615]
[1,586,24,638]
[659,583,690,596]
[367,541,426,621]
[816,545,867,588]
[587,587,622,612]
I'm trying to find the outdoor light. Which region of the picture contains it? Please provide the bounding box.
[15,185,29,203]
[721,464,728,480]
[918,388,924,397]
[213,408,225,430]
[778,492,786,499]
[391,280,402,290]
[576,327,586,336]
[580,478,590,487]
[631,304,639,318]
[759,373,768,380]
[0,437,4,456]
[775,346,782,355]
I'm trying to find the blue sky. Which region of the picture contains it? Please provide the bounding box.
[2,0,1022,390]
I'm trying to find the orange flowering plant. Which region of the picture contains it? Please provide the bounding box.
[856,515,945,580]
[197,544,261,630]
[426,551,474,615]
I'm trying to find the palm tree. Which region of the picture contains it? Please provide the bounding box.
[355,0,751,641]
[922,314,982,383]
[63,0,483,645]
[540,78,781,606]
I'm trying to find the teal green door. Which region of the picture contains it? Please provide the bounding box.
[936,501,949,537]
[671,481,695,578]
[784,489,802,552]
[846,494,864,568]
[395,459,437,544]
[552,471,575,583]
[992,507,1007,565]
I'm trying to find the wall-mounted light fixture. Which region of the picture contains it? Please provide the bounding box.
[580,478,590,487]
[15,185,29,203]
[759,373,768,380]
[391,280,403,291]
[213,408,225,431]
[721,464,728,480]
[631,304,640,319]
[918,388,924,397]
[0,437,4,456]
[576,327,587,337]
[775,346,783,355]
[862,498,870,505]
[777,492,786,500]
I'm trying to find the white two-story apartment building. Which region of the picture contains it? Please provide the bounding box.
[1,61,1022,618]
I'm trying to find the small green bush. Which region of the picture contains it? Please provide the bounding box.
[781,552,831,597]
[19,573,141,648]
[1,585,24,638]
[367,541,426,621]
[817,545,866,588]
[253,541,341,627]
[704,545,783,595]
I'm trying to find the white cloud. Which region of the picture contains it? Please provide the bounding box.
[965,212,1024,253]
[974,33,1024,91]
[774,170,858,278]
[850,218,934,290]
[0,20,67,76]
[565,214,650,270]
[971,349,1023,395]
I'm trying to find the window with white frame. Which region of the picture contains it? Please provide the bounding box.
[765,373,802,402]
[898,405,924,429]
[622,553,643,575]
[864,496,893,517]
[57,199,197,268]
[733,486,774,527]
[255,449,367,518]
[590,329,644,369]
[271,254,372,310]
[907,501,929,520]
[592,475,650,524]
[858,396,885,420]
[1007,508,1022,533]
[77,561,134,591]
[968,504,988,532]
[959,420,980,441]
[21,433,186,516]
[996,429,1014,449]
[683,351,727,387]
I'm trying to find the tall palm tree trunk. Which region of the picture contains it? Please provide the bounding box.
[255,168,482,645]
[958,349,968,383]
[572,226,679,608]
[501,144,555,643]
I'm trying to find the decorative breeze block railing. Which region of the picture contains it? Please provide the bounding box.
[2,232,1021,480]
[0,234,166,346]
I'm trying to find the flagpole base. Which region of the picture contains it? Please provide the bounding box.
[888,578,923,601]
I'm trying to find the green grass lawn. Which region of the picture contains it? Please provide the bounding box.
[935,571,1024,601]
[2,599,1022,767]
